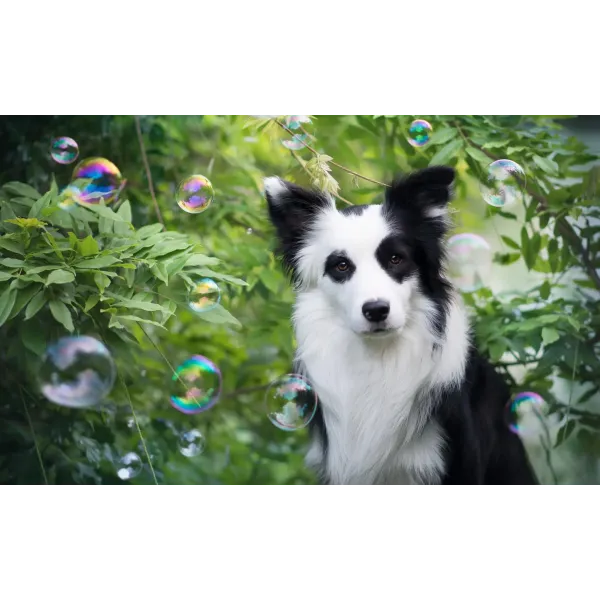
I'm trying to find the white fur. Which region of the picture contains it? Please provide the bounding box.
[263,177,289,204]
[294,204,471,484]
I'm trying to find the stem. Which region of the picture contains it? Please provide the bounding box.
[454,120,600,291]
[275,120,390,188]
[19,387,48,485]
[134,116,165,226]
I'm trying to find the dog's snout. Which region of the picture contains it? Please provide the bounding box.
[362,300,390,323]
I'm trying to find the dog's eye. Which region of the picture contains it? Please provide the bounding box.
[336,261,349,272]
[389,255,403,265]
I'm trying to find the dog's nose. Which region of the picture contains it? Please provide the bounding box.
[362,300,390,323]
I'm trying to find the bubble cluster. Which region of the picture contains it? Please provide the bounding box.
[447,233,492,292]
[176,175,214,214]
[116,452,142,480]
[170,355,222,414]
[506,392,554,438]
[38,336,116,408]
[50,137,79,165]
[265,374,318,431]
[188,278,220,313]
[178,429,206,457]
[408,119,433,148]
[282,134,307,150]
[286,115,311,130]
[481,159,525,207]
[68,158,125,206]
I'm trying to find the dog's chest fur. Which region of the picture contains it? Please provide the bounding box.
[295,291,469,485]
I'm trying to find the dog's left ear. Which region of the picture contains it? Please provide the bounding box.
[385,166,455,215]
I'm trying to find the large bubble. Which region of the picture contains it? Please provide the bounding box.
[38,336,116,408]
[188,278,220,313]
[265,374,318,431]
[50,137,79,165]
[480,159,525,207]
[447,233,492,292]
[176,175,214,214]
[68,157,125,206]
[169,355,222,414]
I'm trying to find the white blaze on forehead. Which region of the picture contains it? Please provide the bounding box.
[296,204,392,283]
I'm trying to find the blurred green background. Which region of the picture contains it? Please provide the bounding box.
[0,115,598,484]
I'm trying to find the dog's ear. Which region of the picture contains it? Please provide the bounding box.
[385,166,455,215]
[264,177,335,240]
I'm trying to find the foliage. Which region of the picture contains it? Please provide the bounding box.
[0,115,598,484]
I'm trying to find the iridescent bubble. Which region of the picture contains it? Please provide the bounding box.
[50,136,79,165]
[178,429,206,457]
[169,355,222,414]
[265,373,318,431]
[188,278,220,313]
[505,392,556,439]
[57,185,80,211]
[286,115,311,130]
[481,159,525,207]
[408,119,433,148]
[70,157,125,206]
[176,175,214,214]
[282,134,307,150]
[246,228,253,235]
[38,336,116,408]
[447,233,492,293]
[116,452,142,480]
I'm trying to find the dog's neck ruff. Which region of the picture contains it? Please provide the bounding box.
[294,288,470,485]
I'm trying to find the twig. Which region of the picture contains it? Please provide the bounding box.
[19,387,48,485]
[290,150,353,206]
[134,116,165,226]
[454,120,600,291]
[275,120,390,188]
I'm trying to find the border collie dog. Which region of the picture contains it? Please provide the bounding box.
[264,166,537,485]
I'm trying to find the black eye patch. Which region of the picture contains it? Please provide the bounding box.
[375,236,414,283]
[324,252,355,283]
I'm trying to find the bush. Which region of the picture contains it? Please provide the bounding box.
[0,115,598,484]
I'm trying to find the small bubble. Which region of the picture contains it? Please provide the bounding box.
[169,355,222,414]
[176,175,214,214]
[188,278,220,313]
[178,429,206,457]
[282,134,307,150]
[505,392,557,439]
[481,159,526,207]
[116,452,142,480]
[50,137,79,165]
[246,228,253,235]
[408,120,433,147]
[265,374,318,431]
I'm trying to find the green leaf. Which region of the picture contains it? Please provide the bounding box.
[429,139,463,166]
[117,200,132,222]
[539,280,551,300]
[548,238,559,272]
[0,236,24,254]
[258,269,281,293]
[428,128,458,145]
[148,241,191,258]
[113,299,173,314]
[46,269,75,286]
[28,190,52,218]
[2,181,41,199]
[191,268,248,287]
[495,252,521,266]
[48,300,74,332]
[9,284,43,320]
[78,236,99,257]
[532,155,559,176]
[84,295,101,312]
[541,327,560,345]
[25,290,47,320]
[110,314,166,329]
[184,254,220,268]
[137,223,164,238]
[500,236,520,250]
[521,227,534,270]
[20,320,46,355]
[94,272,111,293]
[555,420,576,448]
[0,287,18,327]
[0,272,14,282]
[75,256,121,269]
[0,258,25,268]
[151,263,169,284]
[465,146,490,165]
[81,203,127,222]
[494,210,518,220]
[194,303,241,327]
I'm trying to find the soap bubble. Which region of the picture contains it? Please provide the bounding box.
[50,137,79,165]
[447,233,492,292]
[69,157,125,206]
[246,228,253,235]
[282,134,307,150]
[38,336,116,408]
[176,175,214,214]
[286,115,311,130]
[170,355,222,414]
[480,159,525,207]
[265,373,318,431]
[408,119,433,148]
[116,452,142,480]
[188,278,220,313]
[178,429,206,457]
[505,392,559,439]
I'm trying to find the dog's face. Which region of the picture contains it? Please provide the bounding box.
[264,167,455,339]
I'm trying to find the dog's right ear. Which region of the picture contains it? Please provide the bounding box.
[264,177,335,242]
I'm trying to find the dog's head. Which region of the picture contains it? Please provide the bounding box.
[264,167,455,339]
